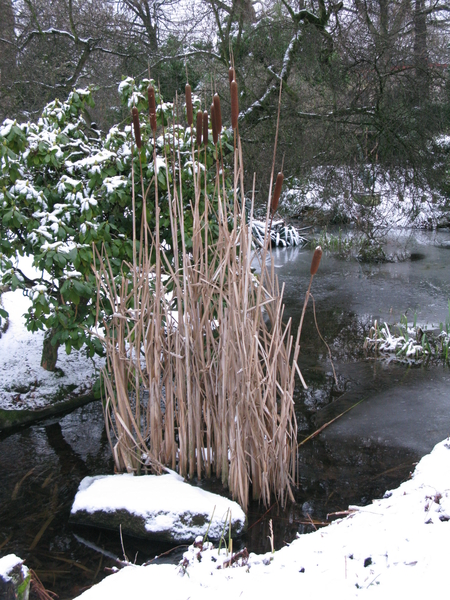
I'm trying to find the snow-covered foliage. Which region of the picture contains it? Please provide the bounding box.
[0,79,232,363]
[251,219,307,248]
[365,316,450,363]
[281,166,449,230]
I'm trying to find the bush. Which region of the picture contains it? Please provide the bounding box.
[0,78,230,369]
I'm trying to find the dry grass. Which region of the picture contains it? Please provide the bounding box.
[93,82,304,510]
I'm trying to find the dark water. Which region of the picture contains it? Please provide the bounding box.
[1,228,450,598]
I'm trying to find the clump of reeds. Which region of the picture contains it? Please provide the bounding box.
[93,75,305,510]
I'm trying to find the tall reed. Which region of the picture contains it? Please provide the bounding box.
[93,78,303,510]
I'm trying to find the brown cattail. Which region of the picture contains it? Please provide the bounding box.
[185,83,193,127]
[202,110,209,146]
[271,172,284,214]
[196,110,203,147]
[211,103,218,145]
[230,80,239,130]
[310,246,323,276]
[131,107,142,148]
[147,85,157,133]
[213,93,222,137]
[228,67,235,85]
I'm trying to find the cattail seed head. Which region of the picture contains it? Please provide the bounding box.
[202,110,209,146]
[185,83,193,126]
[310,246,323,276]
[131,107,142,148]
[271,172,284,214]
[196,110,203,147]
[228,67,235,85]
[147,85,157,133]
[211,103,218,145]
[213,93,222,136]
[231,80,239,130]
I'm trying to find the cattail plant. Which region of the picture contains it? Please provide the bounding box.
[310,246,323,275]
[271,172,284,215]
[185,83,193,127]
[131,107,142,148]
[228,66,235,85]
[289,246,323,391]
[94,77,303,512]
[148,85,157,134]
[213,94,222,136]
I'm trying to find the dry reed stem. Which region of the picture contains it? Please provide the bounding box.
[230,80,239,130]
[202,110,208,146]
[196,110,203,147]
[211,102,218,145]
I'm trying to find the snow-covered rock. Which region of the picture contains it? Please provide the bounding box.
[0,554,30,600]
[70,471,247,543]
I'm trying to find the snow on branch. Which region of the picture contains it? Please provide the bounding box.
[239,31,299,122]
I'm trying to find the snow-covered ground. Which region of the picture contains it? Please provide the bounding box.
[282,167,448,230]
[0,289,103,410]
[72,437,450,599]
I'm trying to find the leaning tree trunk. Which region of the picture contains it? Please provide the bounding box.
[41,328,60,371]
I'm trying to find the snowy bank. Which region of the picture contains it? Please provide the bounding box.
[0,289,103,427]
[75,437,450,599]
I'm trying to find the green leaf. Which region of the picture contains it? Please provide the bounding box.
[68,289,80,305]
[53,254,67,268]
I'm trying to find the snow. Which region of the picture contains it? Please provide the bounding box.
[73,438,450,598]
[102,175,128,194]
[71,471,246,540]
[67,149,116,173]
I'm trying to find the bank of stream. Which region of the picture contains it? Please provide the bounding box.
[1,228,450,599]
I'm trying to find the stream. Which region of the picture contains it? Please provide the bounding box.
[1,228,450,599]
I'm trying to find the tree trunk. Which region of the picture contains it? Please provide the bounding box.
[413,0,429,105]
[0,0,16,119]
[41,329,60,371]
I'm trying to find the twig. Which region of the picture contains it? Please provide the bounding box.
[30,569,58,600]
[298,397,367,447]
[305,512,317,531]
[311,293,339,389]
[219,548,249,569]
